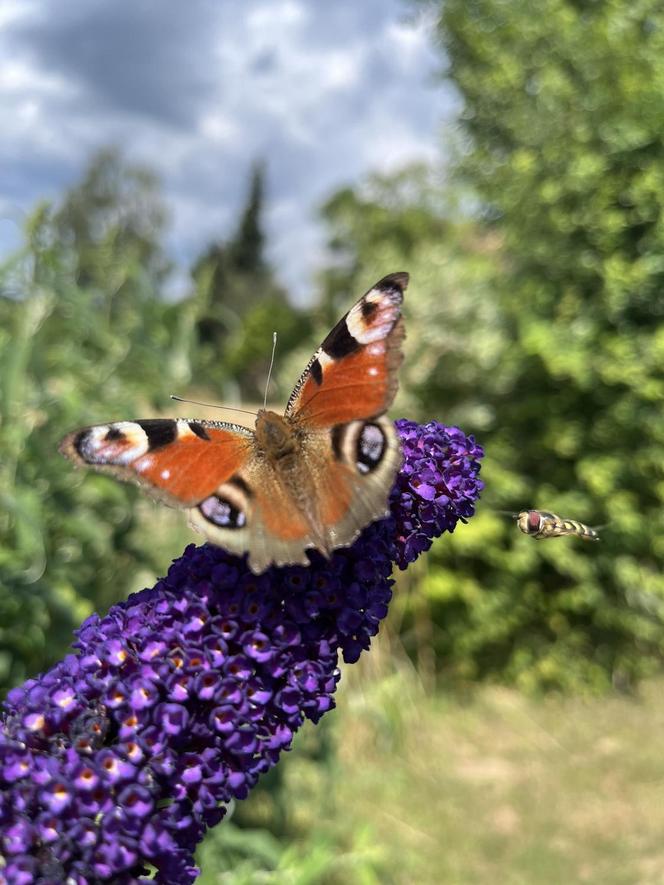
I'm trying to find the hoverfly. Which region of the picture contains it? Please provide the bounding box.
[501,509,601,542]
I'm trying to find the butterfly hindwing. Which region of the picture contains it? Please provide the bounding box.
[285,272,407,428]
[189,415,403,574]
[60,419,253,508]
[302,415,402,548]
[187,458,316,573]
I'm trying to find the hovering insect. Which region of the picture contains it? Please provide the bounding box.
[501,509,601,542]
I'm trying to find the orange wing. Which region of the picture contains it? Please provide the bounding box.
[59,418,253,508]
[285,272,407,428]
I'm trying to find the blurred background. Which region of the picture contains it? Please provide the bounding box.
[2,0,664,882]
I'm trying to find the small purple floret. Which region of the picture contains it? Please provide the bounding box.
[0,420,482,883]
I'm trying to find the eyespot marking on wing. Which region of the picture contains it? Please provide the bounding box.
[345,280,403,345]
[74,422,151,465]
[329,420,388,476]
[198,472,256,531]
[356,422,387,474]
[199,495,247,529]
[361,299,378,320]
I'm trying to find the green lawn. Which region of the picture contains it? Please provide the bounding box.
[198,655,664,884]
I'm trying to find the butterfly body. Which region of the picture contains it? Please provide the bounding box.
[61,273,407,574]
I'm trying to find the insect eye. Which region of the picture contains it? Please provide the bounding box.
[527,511,541,533]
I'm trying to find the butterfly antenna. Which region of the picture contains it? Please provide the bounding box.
[496,509,519,519]
[263,332,278,411]
[170,395,256,417]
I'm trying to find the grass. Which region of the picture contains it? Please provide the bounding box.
[198,640,664,884]
[334,676,664,884]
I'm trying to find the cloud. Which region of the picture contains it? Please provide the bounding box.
[0,0,455,299]
[10,0,220,125]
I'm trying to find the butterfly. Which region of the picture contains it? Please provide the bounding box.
[60,272,408,574]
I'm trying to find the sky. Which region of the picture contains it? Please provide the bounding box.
[0,0,455,301]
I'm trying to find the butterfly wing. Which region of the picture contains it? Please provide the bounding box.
[300,414,403,551]
[60,418,253,508]
[285,272,407,426]
[188,454,319,573]
[281,273,407,556]
[61,417,325,570]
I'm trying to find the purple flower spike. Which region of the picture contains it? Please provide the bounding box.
[0,420,482,883]
[391,419,484,569]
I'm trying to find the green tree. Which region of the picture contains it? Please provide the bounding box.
[54,146,171,293]
[192,163,310,401]
[229,160,267,276]
[193,165,267,345]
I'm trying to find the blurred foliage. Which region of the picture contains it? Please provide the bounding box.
[435,0,664,691]
[317,0,664,692]
[54,147,172,290]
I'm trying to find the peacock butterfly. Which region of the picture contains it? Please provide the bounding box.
[60,272,407,574]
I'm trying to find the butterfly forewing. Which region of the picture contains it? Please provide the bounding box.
[60,419,253,507]
[286,272,407,427]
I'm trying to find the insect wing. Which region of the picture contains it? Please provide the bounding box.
[285,272,407,428]
[60,419,253,508]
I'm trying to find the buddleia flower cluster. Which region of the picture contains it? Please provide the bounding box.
[0,419,483,884]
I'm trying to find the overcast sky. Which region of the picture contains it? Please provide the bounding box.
[0,0,455,300]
